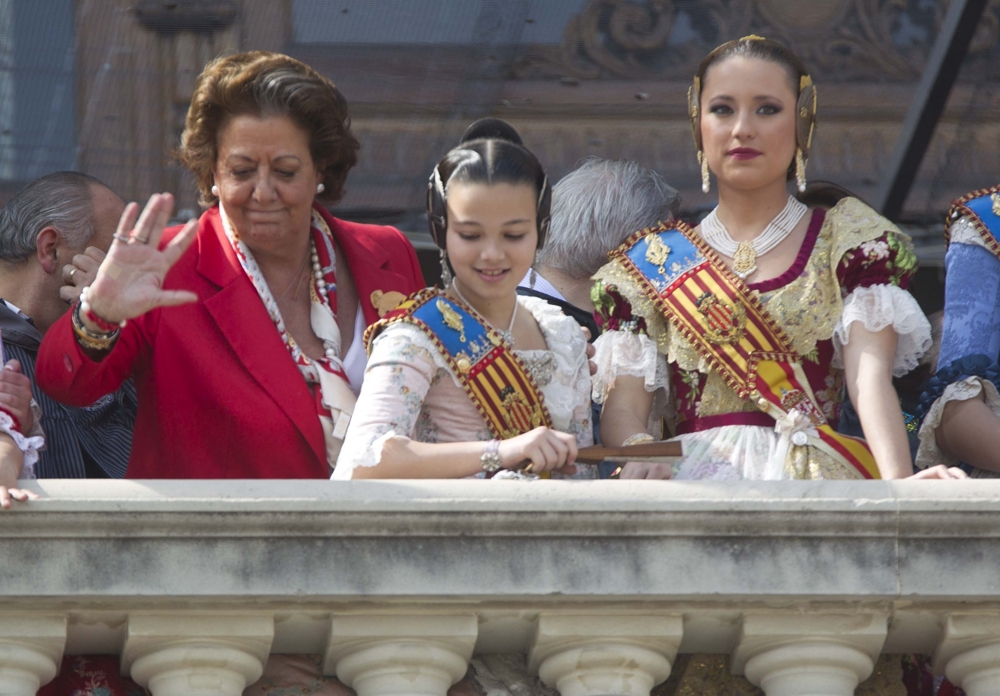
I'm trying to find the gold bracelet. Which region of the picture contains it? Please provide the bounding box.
[71,302,119,352]
[621,432,655,447]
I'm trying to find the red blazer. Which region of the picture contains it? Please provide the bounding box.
[36,205,424,479]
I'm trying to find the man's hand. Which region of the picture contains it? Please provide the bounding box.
[60,247,107,304]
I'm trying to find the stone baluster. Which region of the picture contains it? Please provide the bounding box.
[934,614,1000,696]
[324,614,478,696]
[0,615,66,696]
[121,614,273,696]
[528,614,683,696]
[732,613,887,696]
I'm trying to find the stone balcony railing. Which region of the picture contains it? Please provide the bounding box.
[2,479,1000,696]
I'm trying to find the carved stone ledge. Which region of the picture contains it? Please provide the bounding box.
[0,615,66,696]
[529,614,683,696]
[934,614,1000,696]
[122,614,274,696]
[324,615,478,696]
[732,613,888,696]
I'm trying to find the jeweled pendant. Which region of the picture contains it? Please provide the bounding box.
[731,240,757,279]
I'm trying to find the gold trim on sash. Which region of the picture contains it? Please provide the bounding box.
[947,183,1000,261]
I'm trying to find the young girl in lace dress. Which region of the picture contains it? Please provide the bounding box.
[334,120,593,480]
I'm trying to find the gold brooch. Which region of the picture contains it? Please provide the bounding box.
[371,290,407,317]
[644,234,671,276]
[437,299,466,343]
[731,240,758,279]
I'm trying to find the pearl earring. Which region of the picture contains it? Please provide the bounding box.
[795,148,808,193]
[211,184,219,197]
[316,183,325,194]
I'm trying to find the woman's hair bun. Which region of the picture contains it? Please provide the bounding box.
[460,118,523,146]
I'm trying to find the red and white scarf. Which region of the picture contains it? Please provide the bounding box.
[219,204,356,469]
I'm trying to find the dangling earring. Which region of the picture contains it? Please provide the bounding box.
[795,148,807,193]
[316,182,325,194]
[699,151,710,194]
[439,248,453,287]
[211,184,219,197]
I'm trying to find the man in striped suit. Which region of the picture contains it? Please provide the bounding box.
[0,171,135,478]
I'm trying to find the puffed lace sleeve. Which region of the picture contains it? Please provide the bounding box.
[332,323,441,480]
[590,272,670,403]
[0,401,44,480]
[518,296,597,479]
[519,296,594,448]
[831,229,931,377]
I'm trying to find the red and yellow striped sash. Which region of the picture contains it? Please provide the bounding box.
[613,221,880,480]
[366,288,553,441]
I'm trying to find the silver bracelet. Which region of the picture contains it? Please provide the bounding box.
[622,432,655,447]
[481,439,502,473]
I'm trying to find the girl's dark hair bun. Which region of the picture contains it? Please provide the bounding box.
[460,118,523,146]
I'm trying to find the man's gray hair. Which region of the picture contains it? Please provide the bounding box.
[0,171,106,264]
[535,158,680,279]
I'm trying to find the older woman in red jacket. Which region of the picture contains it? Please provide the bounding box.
[36,51,423,478]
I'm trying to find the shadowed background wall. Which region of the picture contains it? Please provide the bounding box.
[7,0,1000,296]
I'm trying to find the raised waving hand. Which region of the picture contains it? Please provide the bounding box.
[84,193,199,325]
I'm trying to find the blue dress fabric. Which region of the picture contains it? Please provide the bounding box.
[918,238,1000,423]
[915,193,1000,471]
[936,242,1000,370]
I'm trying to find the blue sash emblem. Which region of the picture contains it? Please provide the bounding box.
[411,295,496,366]
[623,226,705,291]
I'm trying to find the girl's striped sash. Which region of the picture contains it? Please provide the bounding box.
[365,288,553,440]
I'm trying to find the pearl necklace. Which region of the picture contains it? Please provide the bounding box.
[700,196,808,279]
[450,279,518,346]
[310,239,338,362]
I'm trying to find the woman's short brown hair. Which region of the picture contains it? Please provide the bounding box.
[179,51,359,207]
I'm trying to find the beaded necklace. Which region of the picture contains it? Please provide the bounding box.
[219,204,353,465]
[700,196,808,279]
[450,279,518,346]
